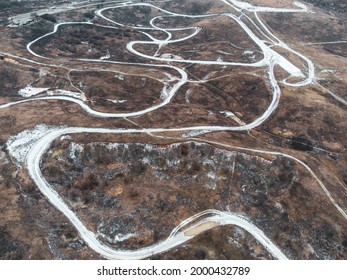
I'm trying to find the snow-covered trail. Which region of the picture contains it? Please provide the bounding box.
[0,61,281,132]
[26,126,287,260]
[222,0,308,13]
[24,121,347,260]
[3,0,341,260]
[20,0,312,131]
[9,0,128,26]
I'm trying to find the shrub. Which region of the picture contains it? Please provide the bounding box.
[40,14,57,23]
[289,137,314,151]
[83,12,95,20]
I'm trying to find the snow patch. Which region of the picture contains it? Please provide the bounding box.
[18,85,49,97]
[100,55,110,60]
[272,51,304,78]
[115,74,124,80]
[6,124,61,165]
[60,135,72,141]
[321,69,336,74]
[160,53,183,60]
[143,144,155,152]
[39,70,48,78]
[69,142,84,161]
[181,130,211,138]
[207,171,216,180]
[98,231,137,244]
[106,99,127,104]
[243,50,254,55]
[100,50,111,60]
[166,158,180,168]
[220,110,236,117]
[220,111,246,125]
[153,170,170,180]
[141,156,151,164]
[204,182,217,190]
[160,85,171,100]
[141,77,147,86]
[185,89,191,104]
[114,233,137,242]
[47,89,85,100]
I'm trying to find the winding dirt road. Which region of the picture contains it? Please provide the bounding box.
[2,0,345,260]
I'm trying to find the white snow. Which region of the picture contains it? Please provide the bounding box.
[114,233,137,242]
[321,69,336,74]
[97,231,137,244]
[141,77,147,86]
[160,85,171,100]
[105,143,120,151]
[47,89,85,100]
[115,74,124,80]
[68,142,84,160]
[100,50,111,60]
[181,129,211,138]
[100,54,111,60]
[160,53,183,60]
[204,182,217,190]
[39,70,48,78]
[106,99,127,104]
[60,135,72,141]
[220,110,236,117]
[141,156,151,164]
[153,170,170,180]
[18,86,84,100]
[6,124,61,165]
[18,85,50,97]
[10,0,337,261]
[143,144,155,152]
[243,50,254,55]
[185,89,191,104]
[166,158,181,168]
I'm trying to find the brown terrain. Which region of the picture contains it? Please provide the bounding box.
[0,0,346,260]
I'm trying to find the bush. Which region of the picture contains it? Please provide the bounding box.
[195,248,207,259]
[180,143,189,156]
[83,12,95,20]
[26,21,54,41]
[289,137,314,151]
[40,14,57,23]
